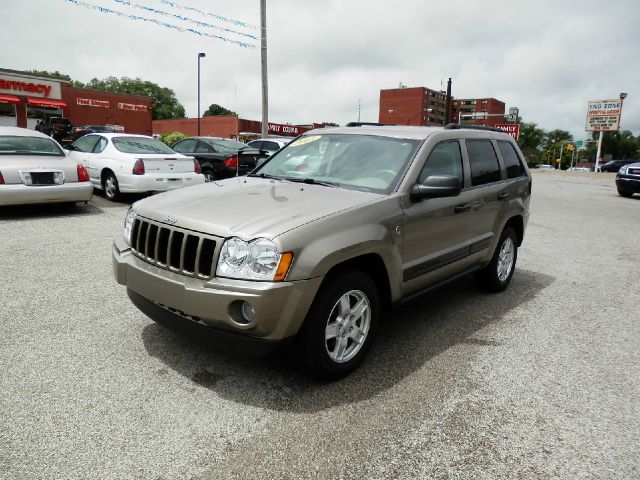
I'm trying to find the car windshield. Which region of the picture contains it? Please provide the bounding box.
[112,136,176,154]
[209,139,247,152]
[0,135,64,156]
[253,133,421,194]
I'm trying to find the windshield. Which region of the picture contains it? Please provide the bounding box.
[0,135,64,156]
[209,139,247,152]
[112,136,176,154]
[253,133,421,194]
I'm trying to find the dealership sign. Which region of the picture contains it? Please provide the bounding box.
[118,102,148,112]
[0,74,61,99]
[495,123,520,140]
[586,99,621,132]
[268,122,306,136]
[77,98,110,108]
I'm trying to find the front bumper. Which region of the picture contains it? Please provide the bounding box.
[112,235,323,345]
[616,175,640,193]
[117,172,205,194]
[0,182,93,206]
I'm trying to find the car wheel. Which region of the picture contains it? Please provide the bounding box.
[617,188,633,198]
[297,270,379,379]
[202,168,216,182]
[103,171,121,201]
[475,227,518,293]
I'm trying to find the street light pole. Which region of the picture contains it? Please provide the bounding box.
[197,52,206,136]
[260,0,268,138]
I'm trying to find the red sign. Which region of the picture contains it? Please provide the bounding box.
[0,78,52,97]
[118,102,148,112]
[77,98,110,108]
[268,122,306,136]
[495,123,520,140]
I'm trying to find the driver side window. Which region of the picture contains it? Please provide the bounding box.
[419,140,463,184]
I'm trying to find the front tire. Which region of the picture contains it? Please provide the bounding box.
[617,188,633,198]
[476,227,518,292]
[103,171,121,201]
[297,270,379,379]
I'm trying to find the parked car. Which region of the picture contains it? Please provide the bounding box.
[0,126,92,206]
[70,124,116,142]
[35,117,73,143]
[599,159,638,172]
[615,162,640,197]
[566,167,590,172]
[66,133,204,201]
[535,164,554,171]
[246,138,292,155]
[113,124,531,378]
[172,137,260,182]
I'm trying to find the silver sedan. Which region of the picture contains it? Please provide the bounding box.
[0,126,93,206]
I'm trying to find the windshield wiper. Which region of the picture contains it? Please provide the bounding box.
[284,177,338,187]
[248,172,284,181]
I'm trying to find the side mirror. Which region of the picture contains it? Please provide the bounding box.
[410,175,462,202]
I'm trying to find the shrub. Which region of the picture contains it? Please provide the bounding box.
[160,131,187,146]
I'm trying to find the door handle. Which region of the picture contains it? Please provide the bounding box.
[497,192,510,200]
[454,204,471,213]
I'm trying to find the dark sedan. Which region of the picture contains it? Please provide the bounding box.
[70,125,116,142]
[172,137,261,182]
[600,159,637,172]
[616,162,640,197]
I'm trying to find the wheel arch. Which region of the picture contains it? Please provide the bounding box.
[503,214,524,246]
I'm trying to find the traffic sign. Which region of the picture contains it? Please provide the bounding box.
[575,140,583,147]
[495,123,520,140]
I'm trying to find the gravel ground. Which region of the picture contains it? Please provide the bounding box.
[1,172,638,479]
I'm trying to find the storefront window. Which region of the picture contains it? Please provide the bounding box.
[0,102,17,127]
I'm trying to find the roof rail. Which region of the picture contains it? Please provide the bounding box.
[345,122,392,127]
[444,123,502,133]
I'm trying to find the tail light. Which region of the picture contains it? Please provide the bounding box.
[132,159,145,175]
[0,171,4,184]
[193,159,201,174]
[224,156,238,168]
[77,164,90,182]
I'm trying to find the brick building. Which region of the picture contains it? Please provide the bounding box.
[0,68,152,134]
[451,97,506,127]
[378,86,506,128]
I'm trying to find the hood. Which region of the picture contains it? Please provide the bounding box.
[133,176,382,239]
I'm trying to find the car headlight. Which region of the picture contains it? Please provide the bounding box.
[123,208,136,245]
[619,166,628,175]
[217,237,293,281]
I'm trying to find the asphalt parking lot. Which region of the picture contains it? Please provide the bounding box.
[1,172,639,479]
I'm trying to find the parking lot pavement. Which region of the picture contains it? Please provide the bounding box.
[1,173,639,479]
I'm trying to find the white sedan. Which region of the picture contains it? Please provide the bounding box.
[67,133,204,201]
[0,126,93,206]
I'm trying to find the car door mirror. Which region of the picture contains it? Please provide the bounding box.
[410,175,462,202]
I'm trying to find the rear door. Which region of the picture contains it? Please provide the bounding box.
[69,135,101,183]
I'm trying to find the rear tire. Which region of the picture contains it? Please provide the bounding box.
[202,168,216,182]
[103,171,120,201]
[296,270,379,379]
[475,227,518,293]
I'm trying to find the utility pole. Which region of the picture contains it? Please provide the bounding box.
[358,98,361,122]
[260,0,268,138]
[445,77,452,125]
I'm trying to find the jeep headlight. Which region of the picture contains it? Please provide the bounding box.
[123,207,136,245]
[217,237,293,281]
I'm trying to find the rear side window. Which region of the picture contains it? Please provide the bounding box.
[498,141,525,178]
[172,138,196,153]
[419,140,463,184]
[466,140,501,186]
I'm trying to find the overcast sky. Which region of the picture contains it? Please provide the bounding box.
[2,0,639,140]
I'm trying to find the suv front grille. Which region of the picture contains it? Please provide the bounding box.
[130,217,218,279]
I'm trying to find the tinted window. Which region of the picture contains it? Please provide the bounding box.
[0,135,64,156]
[419,140,463,184]
[94,136,108,153]
[262,141,280,152]
[209,139,247,152]
[498,141,525,178]
[112,136,175,154]
[195,142,212,153]
[247,140,263,150]
[467,140,501,186]
[172,138,197,153]
[73,135,100,153]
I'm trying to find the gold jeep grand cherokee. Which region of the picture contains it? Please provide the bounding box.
[113,124,531,378]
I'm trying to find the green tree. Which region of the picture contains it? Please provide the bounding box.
[27,70,85,88]
[85,76,185,120]
[515,121,546,166]
[585,130,640,161]
[541,129,573,168]
[160,131,187,146]
[203,104,236,116]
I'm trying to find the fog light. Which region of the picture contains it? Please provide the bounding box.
[241,302,256,323]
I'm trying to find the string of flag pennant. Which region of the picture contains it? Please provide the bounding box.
[157,0,256,30]
[63,0,256,49]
